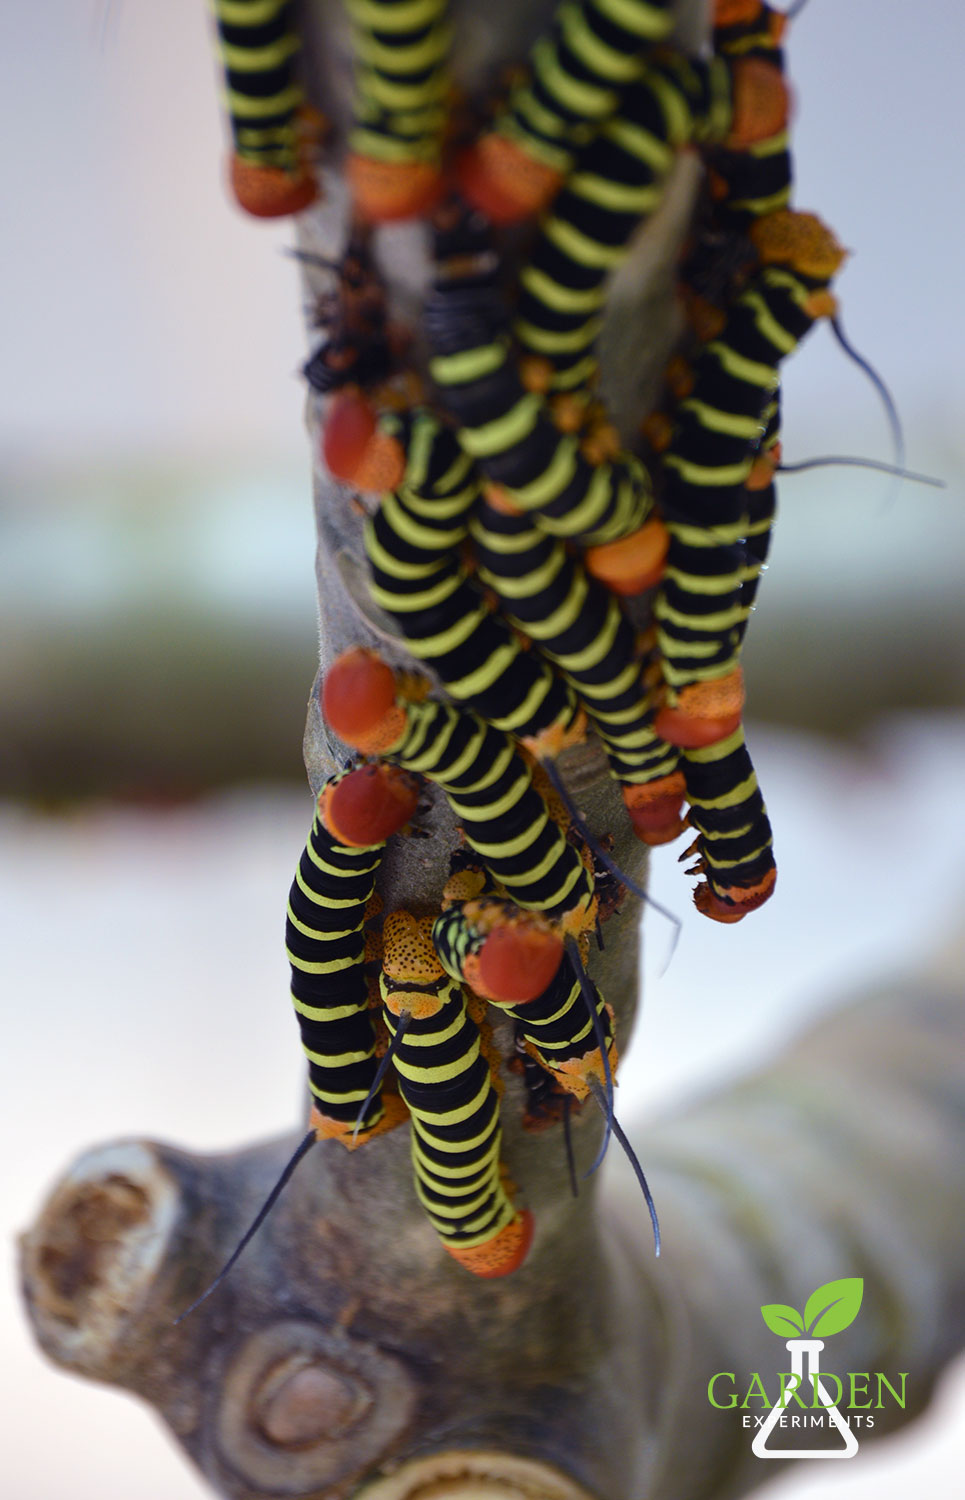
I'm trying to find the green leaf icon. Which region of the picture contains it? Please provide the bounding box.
[804,1278,863,1337]
[760,1303,805,1337]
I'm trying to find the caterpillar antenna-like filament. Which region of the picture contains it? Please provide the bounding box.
[352,1011,411,1143]
[587,1077,660,1256]
[565,936,614,1177]
[173,1129,317,1325]
[779,455,944,489]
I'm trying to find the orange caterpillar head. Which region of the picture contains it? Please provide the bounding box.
[322,648,408,754]
[655,670,745,749]
[622,772,687,846]
[347,155,443,224]
[725,58,790,149]
[457,134,563,225]
[321,391,406,491]
[443,1208,534,1278]
[318,763,419,847]
[229,156,318,219]
[584,518,670,597]
[461,900,564,1004]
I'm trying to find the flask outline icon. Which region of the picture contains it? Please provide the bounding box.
[752,1339,859,1459]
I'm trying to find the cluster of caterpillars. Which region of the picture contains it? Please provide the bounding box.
[209,0,849,1279]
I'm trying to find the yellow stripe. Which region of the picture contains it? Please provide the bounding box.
[544,215,628,270]
[400,607,487,658]
[591,0,672,41]
[225,83,302,119]
[459,394,542,459]
[663,452,754,488]
[219,34,298,71]
[405,1073,492,1127]
[351,24,449,75]
[430,340,508,385]
[533,36,615,119]
[560,0,643,80]
[743,289,798,357]
[566,170,659,213]
[514,317,601,355]
[449,769,532,823]
[603,114,673,171]
[688,771,758,813]
[302,1043,374,1068]
[706,338,777,388]
[520,265,606,314]
[345,0,445,31]
[678,398,763,441]
[293,996,365,1024]
[447,642,521,699]
[215,0,288,21]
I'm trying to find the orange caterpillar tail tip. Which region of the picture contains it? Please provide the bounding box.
[309,1092,408,1149]
[584,519,669,596]
[322,648,398,743]
[473,922,564,1004]
[456,137,562,225]
[320,764,419,846]
[322,393,407,492]
[443,1210,534,1278]
[229,156,318,218]
[726,59,790,148]
[622,773,687,846]
[346,155,443,223]
[694,867,776,923]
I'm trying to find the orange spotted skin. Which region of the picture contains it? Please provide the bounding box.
[584,519,670,596]
[319,764,419,847]
[229,156,318,218]
[725,58,790,149]
[347,156,443,223]
[467,918,564,1006]
[622,773,687,846]
[655,670,746,749]
[309,1092,408,1149]
[322,648,402,749]
[321,393,407,491]
[443,1209,534,1278]
[457,136,563,225]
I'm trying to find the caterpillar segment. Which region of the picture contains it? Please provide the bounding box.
[345,0,450,220]
[363,409,584,757]
[514,50,732,394]
[212,0,321,217]
[457,0,678,224]
[677,724,776,922]
[469,497,686,847]
[321,649,598,934]
[380,911,533,1276]
[302,231,395,398]
[287,766,419,1145]
[653,210,845,749]
[434,897,615,1103]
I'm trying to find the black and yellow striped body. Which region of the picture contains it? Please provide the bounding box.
[433,907,614,1099]
[213,0,309,173]
[515,52,730,392]
[364,411,580,746]
[656,244,836,698]
[381,969,520,1257]
[286,790,386,1133]
[493,0,675,177]
[470,497,678,790]
[428,325,655,546]
[370,695,597,930]
[681,723,775,917]
[346,0,450,167]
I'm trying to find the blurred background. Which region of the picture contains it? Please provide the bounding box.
[3,1,964,1495]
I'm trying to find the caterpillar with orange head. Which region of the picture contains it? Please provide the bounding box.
[211,0,321,217]
[321,647,598,935]
[344,0,451,221]
[378,909,533,1276]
